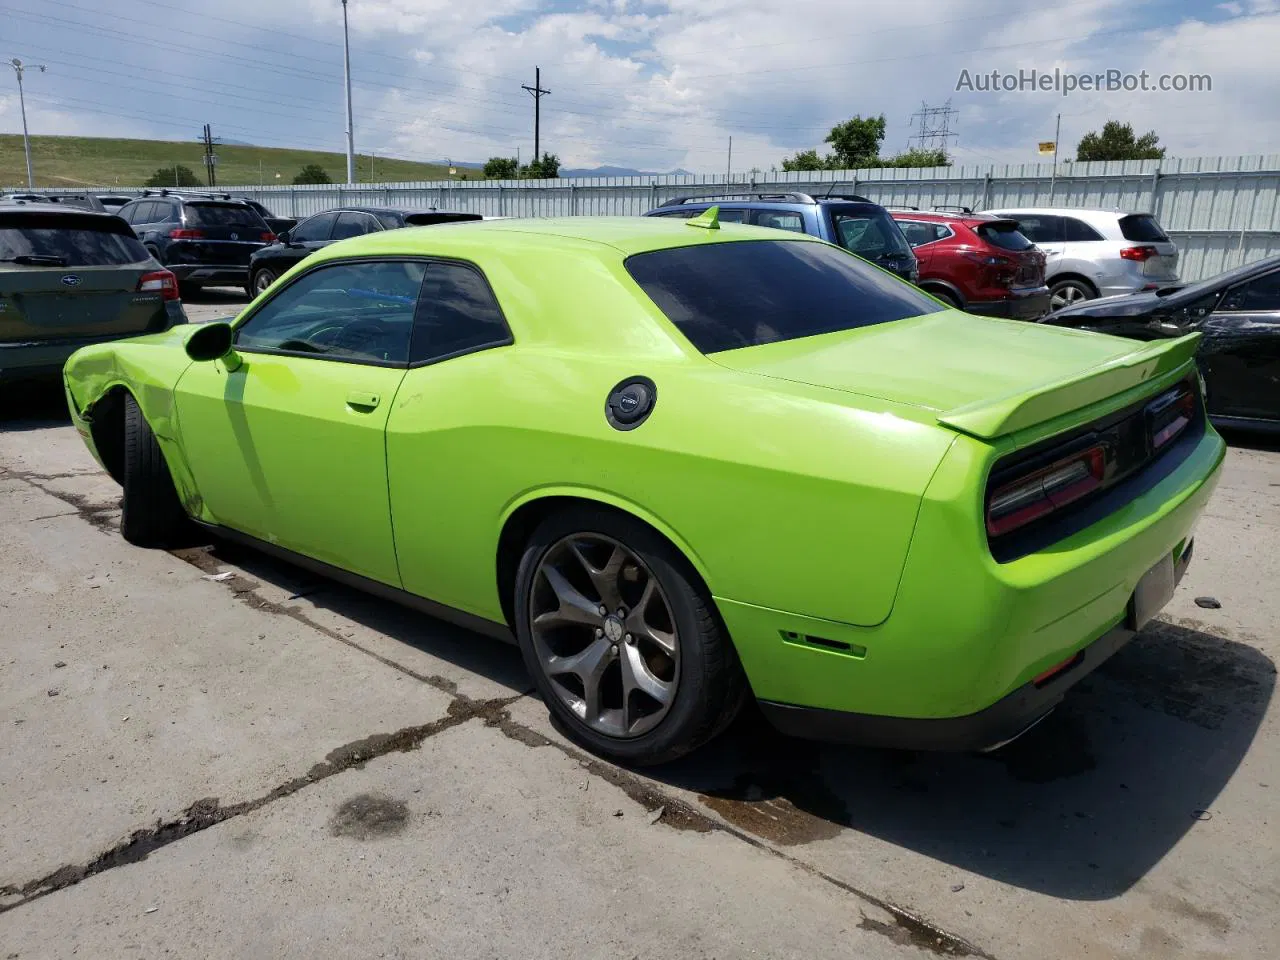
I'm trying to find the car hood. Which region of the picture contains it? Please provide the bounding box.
[1048,290,1166,322]
[709,310,1194,438]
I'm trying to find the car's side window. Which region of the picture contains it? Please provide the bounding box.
[409,261,511,365]
[1218,271,1280,312]
[1010,214,1063,244]
[130,202,155,224]
[290,212,337,243]
[332,212,380,240]
[651,209,699,219]
[1063,217,1104,242]
[234,260,426,365]
[116,203,139,225]
[897,220,951,248]
[752,210,807,233]
[716,209,748,223]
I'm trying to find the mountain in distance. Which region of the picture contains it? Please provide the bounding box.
[560,166,694,178]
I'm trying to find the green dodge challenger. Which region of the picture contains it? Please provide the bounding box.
[62,213,1225,765]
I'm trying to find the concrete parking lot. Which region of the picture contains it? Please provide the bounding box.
[1,297,1277,959]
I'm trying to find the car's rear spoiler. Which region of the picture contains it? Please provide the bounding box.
[937,333,1201,439]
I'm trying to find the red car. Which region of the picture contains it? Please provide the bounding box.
[890,209,1050,320]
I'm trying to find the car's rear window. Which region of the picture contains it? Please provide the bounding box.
[1118,214,1169,243]
[625,239,942,354]
[0,215,149,266]
[976,221,1036,251]
[185,202,266,227]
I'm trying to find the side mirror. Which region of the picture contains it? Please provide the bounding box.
[277,229,291,245]
[186,321,236,364]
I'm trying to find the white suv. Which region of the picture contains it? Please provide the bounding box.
[985,207,1179,310]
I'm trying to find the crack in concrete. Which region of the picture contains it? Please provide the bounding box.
[0,467,118,534]
[0,694,523,915]
[0,467,995,957]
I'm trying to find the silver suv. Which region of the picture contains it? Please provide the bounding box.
[986,207,1179,310]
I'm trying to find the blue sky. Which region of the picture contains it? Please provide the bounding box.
[2,0,1277,174]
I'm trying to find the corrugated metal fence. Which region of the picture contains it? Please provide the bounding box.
[39,155,1280,282]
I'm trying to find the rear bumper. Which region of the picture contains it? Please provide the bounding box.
[167,264,249,285]
[0,305,186,380]
[968,286,1051,321]
[759,539,1193,750]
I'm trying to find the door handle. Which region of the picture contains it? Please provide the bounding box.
[346,391,380,411]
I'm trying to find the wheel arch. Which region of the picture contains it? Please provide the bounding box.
[919,279,965,308]
[494,488,713,630]
[86,384,136,485]
[1047,272,1099,297]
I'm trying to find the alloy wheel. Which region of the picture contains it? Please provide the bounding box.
[1050,283,1088,310]
[253,271,274,294]
[528,533,680,739]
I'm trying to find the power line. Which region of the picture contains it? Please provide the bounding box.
[907,100,958,157]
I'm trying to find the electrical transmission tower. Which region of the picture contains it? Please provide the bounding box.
[907,100,958,158]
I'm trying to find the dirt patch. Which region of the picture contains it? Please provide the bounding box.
[858,912,974,956]
[329,793,410,840]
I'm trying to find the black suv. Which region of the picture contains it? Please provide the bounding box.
[115,191,275,295]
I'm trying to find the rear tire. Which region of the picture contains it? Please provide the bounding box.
[514,505,748,766]
[120,394,190,547]
[928,287,961,309]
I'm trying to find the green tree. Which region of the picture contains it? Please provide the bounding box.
[484,156,519,179]
[292,163,333,185]
[781,149,828,172]
[825,114,887,168]
[1075,121,1165,161]
[521,152,561,179]
[144,164,201,187]
[883,147,951,168]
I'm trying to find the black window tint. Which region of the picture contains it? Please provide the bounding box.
[235,260,425,364]
[375,212,404,229]
[1118,214,1169,242]
[409,262,511,364]
[752,210,807,233]
[977,222,1036,251]
[332,212,378,240]
[0,216,149,265]
[290,212,336,243]
[626,239,942,355]
[832,212,912,258]
[1063,217,1104,242]
[185,203,266,228]
[651,209,699,219]
[1009,215,1063,244]
[1219,272,1280,312]
[717,209,748,223]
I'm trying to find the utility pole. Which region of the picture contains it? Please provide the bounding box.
[8,59,47,188]
[200,124,220,187]
[341,0,356,184]
[726,136,732,184]
[522,67,550,168]
[1050,113,1061,200]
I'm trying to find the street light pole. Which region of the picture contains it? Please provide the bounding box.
[341,0,355,184]
[8,59,47,188]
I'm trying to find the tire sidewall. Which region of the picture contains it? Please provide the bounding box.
[1050,278,1095,308]
[253,269,275,295]
[513,507,724,766]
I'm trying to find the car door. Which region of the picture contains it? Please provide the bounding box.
[174,258,425,585]
[1200,270,1280,423]
[384,260,515,612]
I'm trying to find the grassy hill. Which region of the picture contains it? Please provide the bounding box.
[0,135,460,188]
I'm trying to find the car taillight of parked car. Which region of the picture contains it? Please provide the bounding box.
[137,269,180,301]
[169,228,206,240]
[986,444,1106,536]
[1147,384,1196,451]
[1119,245,1159,261]
[260,232,277,243]
[961,250,1019,287]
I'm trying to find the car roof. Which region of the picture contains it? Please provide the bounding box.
[888,210,1006,224]
[986,207,1150,221]
[309,214,823,258]
[0,202,121,218]
[306,205,472,217]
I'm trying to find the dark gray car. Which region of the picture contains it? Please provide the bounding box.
[0,203,187,383]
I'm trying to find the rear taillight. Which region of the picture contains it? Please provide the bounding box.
[1120,245,1158,262]
[169,228,205,239]
[138,269,180,301]
[260,232,276,243]
[962,250,1018,288]
[1148,385,1196,451]
[986,444,1106,537]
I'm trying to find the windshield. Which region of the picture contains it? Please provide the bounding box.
[976,221,1035,251]
[625,239,941,354]
[1118,214,1169,243]
[0,220,149,265]
[830,210,912,260]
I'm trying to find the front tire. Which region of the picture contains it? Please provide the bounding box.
[120,394,190,547]
[1049,277,1096,311]
[250,268,276,298]
[514,506,747,766]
